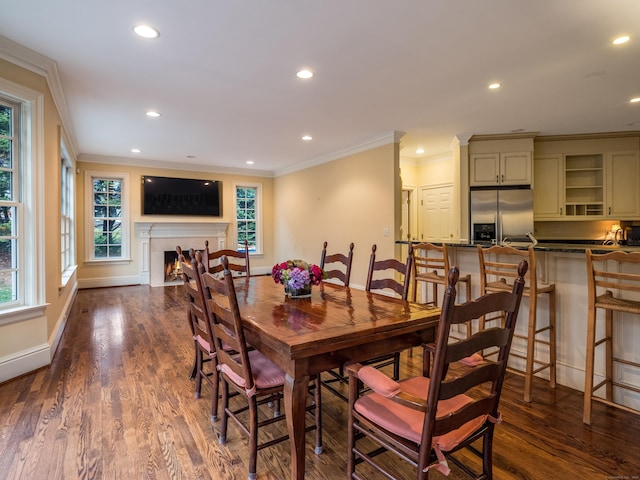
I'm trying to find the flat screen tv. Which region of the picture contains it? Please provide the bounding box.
[142,176,222,216]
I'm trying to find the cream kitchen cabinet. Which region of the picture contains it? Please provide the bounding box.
[470,151,532,186]
[533,154,563,219]
[606,151,640,218]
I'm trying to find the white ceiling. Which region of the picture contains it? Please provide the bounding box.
[1,0,639,176]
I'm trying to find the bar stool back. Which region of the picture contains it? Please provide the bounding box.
[477,244,556,402]
[584,249,640,424]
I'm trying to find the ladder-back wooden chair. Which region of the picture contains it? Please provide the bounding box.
[584,249,640,424]
[320,241,354,286]
[477,244,556,403]
[364,243,413,380]
[200,256,322,480]
[177,247,219,421]
[204,239,250,278]
[346,262,527,479]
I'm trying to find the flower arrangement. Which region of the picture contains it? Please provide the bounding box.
[272,259,325,298]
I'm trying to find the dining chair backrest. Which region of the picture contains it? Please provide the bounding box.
[320,241,354,286]
[177,245,210,350]
[200,255,255,393]
[411,242,450,302]
[365,243,413,299]
[204,239,250,278]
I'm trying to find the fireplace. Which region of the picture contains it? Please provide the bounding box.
[164,249,204,283]
[135,222,229,287]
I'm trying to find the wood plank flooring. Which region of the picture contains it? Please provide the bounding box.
[0,284,638,479]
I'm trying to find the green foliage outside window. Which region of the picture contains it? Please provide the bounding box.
[93,179,123,258]
[236,187,257,251]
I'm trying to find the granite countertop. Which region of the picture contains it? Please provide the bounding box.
[396,240,640,254]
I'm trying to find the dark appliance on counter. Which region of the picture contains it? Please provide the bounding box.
[470,185,534,244]
[627,226,640,246]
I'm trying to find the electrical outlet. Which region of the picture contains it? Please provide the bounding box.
[383,227,390,237]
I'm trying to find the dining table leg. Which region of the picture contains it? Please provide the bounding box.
[283,372,309,480]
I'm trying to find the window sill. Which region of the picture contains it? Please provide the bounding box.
[0,303,49,327]
[60,264,78,289]
[84,258,132,266]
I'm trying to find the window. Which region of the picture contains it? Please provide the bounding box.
[235,184,261,254]
[60,133,75,283]
[84,171,130,262]
[0,97,19,305]
[0,78,45,320]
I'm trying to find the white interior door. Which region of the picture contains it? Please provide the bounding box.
[419,184,454,243]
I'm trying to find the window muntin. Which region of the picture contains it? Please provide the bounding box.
[85,171,129,262]
[235,184,261,254]
[92,178,122,258]
[0,98,19,305]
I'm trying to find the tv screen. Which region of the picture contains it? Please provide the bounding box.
[142,176,221,216]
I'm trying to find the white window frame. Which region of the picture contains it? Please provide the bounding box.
[234,182,262,255]
[0,77,46,325]
[84,170,131,264]
[60,128,76,286]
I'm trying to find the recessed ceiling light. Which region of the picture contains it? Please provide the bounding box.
[511,128,525,133]
[186,155,196,159]
[296,70,314,79]
[131,148,141,153]
[246,160,254,165]
[631,97,640,103]
[613,35,630,45]
[628,121,640,126]
[133,25,160,39]
[488,83,501,90]
[302,135,312,141]
[416,148,424,154]
[146,110,161,117]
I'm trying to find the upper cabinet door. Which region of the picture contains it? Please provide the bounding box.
[534,154,563,219]
[500,152,532,185]
[606,151,640,218]
[470,152,532,186]
[469,153,500,186]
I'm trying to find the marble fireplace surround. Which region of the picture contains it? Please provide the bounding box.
[136,222,229,287]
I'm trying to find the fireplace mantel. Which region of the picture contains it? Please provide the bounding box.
[135,221,230,286]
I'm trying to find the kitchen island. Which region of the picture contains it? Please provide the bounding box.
[397,240,640,414]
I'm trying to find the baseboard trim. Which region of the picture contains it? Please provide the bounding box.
[0,344,50,384]
[77,275,141,289]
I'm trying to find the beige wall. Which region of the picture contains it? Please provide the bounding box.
[76,158,276,283]
[273,143,400,289]
[0,58,77,380]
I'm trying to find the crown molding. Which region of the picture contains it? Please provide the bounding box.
[469,132,539,142]
[0,35,79,160]
[535,131,640,142]
[274,130,405,177]
[78,154,275,178]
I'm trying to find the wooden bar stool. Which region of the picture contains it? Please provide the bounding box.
[584,249,640,425]
[477,244,556,403]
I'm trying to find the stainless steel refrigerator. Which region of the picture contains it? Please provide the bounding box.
[470,186,534,244]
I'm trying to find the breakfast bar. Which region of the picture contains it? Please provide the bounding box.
[398,240,640,415]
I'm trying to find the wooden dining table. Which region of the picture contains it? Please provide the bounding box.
[232,275,441,480]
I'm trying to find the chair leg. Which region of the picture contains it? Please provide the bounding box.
[605,309,614,401]
[248,396,258,480]
[219,380,229,444]
[482,424,495,478]
[583,306,597,425]
[210,363,219,422]
[524,295,536,403]
[548,289,557,389]
[194,348,203,399]
[392,352,400,380]
[314,378,323,454]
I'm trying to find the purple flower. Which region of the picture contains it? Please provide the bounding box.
[288,267,310,290]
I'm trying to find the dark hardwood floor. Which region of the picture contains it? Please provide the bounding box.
[0,284,638,479]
